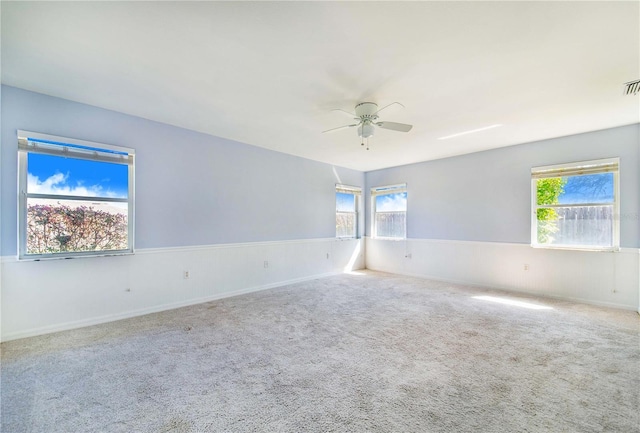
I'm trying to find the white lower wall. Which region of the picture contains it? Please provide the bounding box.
[0,238,364,342]
[366,237,639,310]
[4,236,636,342]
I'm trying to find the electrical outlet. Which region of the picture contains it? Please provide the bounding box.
[264,261,269,268]
[405,253,412,259]
[183,270,190,279]
[523,264,529,271]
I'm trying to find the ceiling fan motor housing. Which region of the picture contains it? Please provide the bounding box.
[355,102,378,138]
[354,102,378,117]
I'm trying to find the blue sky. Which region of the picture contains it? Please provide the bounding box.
[557,173,613,204]
[28,153,128,198]
[376,192,407,212]
[336,192,355,212]
[337,192,408,212]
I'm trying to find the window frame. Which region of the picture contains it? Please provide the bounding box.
[530,157,619,252]
[371,183,407,240]
[335,184,361,239]
[17,130,135,260]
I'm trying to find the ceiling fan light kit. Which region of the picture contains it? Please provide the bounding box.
[358,123,375,138]
[323,102,413,148]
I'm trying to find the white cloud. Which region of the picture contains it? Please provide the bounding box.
[377,193,407,212]
[28,172,124,198]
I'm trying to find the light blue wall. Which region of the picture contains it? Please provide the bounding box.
[0,86,364,255]
[3,86,637,254]
[366,124,640,248]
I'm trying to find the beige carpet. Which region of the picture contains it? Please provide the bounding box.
[2,271,639,432]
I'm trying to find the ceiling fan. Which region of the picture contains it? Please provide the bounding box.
[322,102,413,149]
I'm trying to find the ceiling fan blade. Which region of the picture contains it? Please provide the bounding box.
[322,124,359,133]
[373,102,405,116]
[331,108,358,119]
[376,121,413,132]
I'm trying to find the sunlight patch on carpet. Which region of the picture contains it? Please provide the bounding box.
[473,295,554,310]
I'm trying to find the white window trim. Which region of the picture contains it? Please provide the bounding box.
[371,183,407,240]
[17,130,135,260]
[530,157,620,252]
[336,184,361,239]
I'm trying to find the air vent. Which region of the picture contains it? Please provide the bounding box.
[623,79,640,95]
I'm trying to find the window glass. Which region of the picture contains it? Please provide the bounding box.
[554,173,614,204]
[375,192,407,212]
[336,192,355,212]
[19,131,134,259]
[336,186,360,238]
[27,153,128,198]
[532,160,618,250]
[372,185,407,239]
[27,198,129,254]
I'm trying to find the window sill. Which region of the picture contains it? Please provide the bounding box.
[18,250,134,261]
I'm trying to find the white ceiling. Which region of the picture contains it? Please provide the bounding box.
[2,1,639,172]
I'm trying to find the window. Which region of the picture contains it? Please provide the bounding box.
[531,158,619,250]
[18,131,135,259]
[371,184,407,239]
[336,184,361,238]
